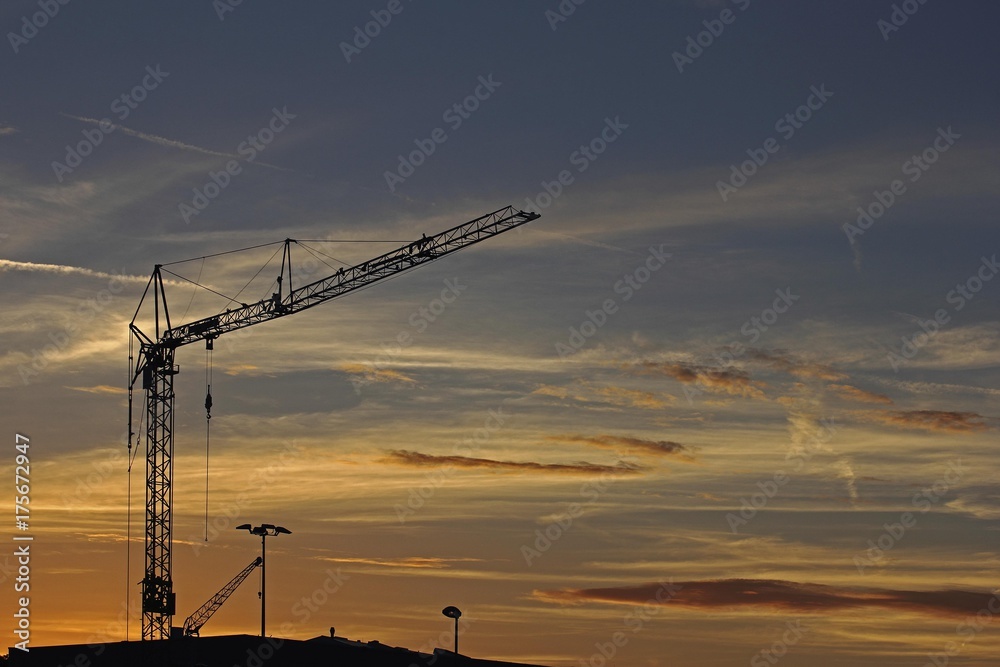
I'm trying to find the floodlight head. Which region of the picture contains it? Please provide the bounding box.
[442,606,462,619]
[236,524,251,531]
[274,526,292,535]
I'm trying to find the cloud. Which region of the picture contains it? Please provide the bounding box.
[829,383,893,405]
[632,361,765,399]
[535,579,1000,618]
[594,385,674,409]
[531,382,673,410]
[743,348,847,381]
[382,450,643,475]
[835,458,859,505]
[525,228,640,254]
[533,384,570,399]
[339,363,416,386]
[66,384,127,395]
[60,114,292,172]
[549,434,694,461]
[318,556,483,569]
[873,378,1000,398]
[867,410,989,433]
[0,124,18,136]
[945,495,1000,520]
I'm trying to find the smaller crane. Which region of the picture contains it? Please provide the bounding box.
[182,557,262,637]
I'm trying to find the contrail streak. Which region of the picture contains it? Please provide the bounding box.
[0,259,173,284]
[60,114,292,172]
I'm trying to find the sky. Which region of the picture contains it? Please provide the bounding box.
[2,0,999,665]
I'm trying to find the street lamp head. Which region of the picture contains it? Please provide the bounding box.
[442,606,462,619]
[238,523,291,537]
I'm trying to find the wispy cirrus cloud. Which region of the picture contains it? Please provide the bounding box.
[743,348,847,382]
[631,361,765,399]
[828,383,893,405]
[382,450,643,475]
[60,114,292,172]
[535,578,1000,618]
[318,556,483,569]
[865,410,990,433]
[66,385,127,395]
[339,363,416,386]
[594,384,674,409]
[531,382,673,410]
[548,434,694,461]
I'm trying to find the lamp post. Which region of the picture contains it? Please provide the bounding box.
[237,523,291,637]
[442,606,462,654]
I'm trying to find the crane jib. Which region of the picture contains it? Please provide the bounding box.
[161,206,539,348]
[130,204,539,640]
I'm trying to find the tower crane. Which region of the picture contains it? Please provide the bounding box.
[182,557,262,637]
[128,205,540,640]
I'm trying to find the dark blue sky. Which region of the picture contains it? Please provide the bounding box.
[2,2,1000,664]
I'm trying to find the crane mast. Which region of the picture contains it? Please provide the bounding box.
[128,205,539,640]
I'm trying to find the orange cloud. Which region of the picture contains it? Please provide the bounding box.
[383,450,643,475]
[594,385,673,409]
[339,363,416,385]
[548,434,694,461]
[319,556,482,569]
[66,384,127,395]
[535,578,1000,618]
[532,383,672,410]
[632,362,765,399]
[868,410,989,433]
[743,348,847,381]
[829,384,893,405]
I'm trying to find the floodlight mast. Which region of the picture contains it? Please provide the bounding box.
[128,206,540,640]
